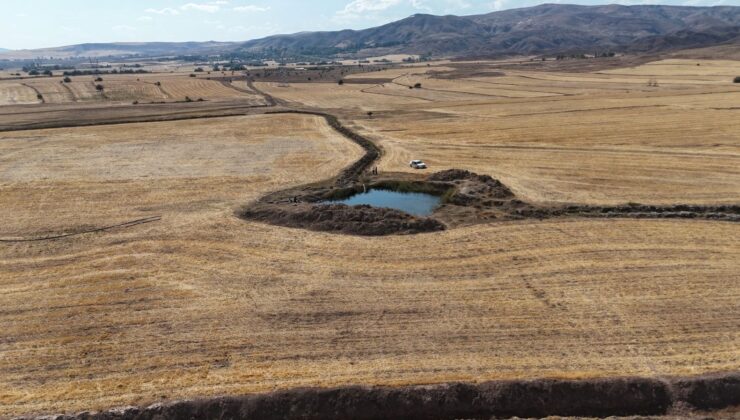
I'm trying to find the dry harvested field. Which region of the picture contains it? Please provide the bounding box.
[262,59,740,205]
[0,74,266,106]
[0,58,739,418]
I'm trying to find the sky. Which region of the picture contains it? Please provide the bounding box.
[1,0,738,50]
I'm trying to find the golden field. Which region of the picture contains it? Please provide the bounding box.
[0,73,265,106]
[259,59,740,205]
[0,58,738,417]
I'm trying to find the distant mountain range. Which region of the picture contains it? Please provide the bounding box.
[1,4,738,61]
[238,4,740,57]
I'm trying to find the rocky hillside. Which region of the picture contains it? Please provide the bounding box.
[2,4,738,60]
[236,4,740,57]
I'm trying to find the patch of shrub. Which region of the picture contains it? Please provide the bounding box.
[95,84,104,91]
[734,76,740,83]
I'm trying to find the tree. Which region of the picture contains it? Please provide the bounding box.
[95,84,104,92]
[734,76,740,83]
[43,70,53,77]
[194,67,204,72]
[28,69,39,76]
[367,111,373,119]
[337,79,344,85]
[95,77,103,82]
[414,82,422,89]
[63,77,72,83]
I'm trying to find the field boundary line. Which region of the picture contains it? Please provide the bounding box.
[0,216,162,243]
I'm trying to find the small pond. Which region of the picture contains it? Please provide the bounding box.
[324,189,441,217]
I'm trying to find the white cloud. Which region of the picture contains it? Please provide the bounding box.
[233,5,270,12]
[145,7,180,15]
[336,0,404,19]
[137,16,154,22]
[410,0,432,11]
[490,0,505,11]
[181,3,221,13]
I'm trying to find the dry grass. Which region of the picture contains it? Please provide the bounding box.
[0,74,265,106]
[0,59,738,417]
[0,83,39,105]
[271,59,740,205]
[256,82,426,109]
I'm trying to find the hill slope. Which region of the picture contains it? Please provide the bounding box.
[1,4,738,60]
[238,4,740,57]
[0,41,235,60]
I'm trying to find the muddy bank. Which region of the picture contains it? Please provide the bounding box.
[239,168,739,236]
[25,372,738,420]
[237,110,738,235]
[240,202,445,236]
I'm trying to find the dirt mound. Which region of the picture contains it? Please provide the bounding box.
[27,373,739,420]
[670,372,740,410]
[240,202,445,236]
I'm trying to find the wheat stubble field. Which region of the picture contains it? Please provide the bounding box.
[0,58,739,417]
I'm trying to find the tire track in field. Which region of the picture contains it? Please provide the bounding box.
[0,216,162,243]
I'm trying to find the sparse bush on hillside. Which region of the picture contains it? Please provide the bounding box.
[734,76,740,83]
[414,82,422,89]
[28,69,39,76]
[95,77,103,82]
[37,94,43,100]
[194,67,204,72]
[63,77,72,83]
[189,74,196,78]
[185,96,193,102]
[95,84,104,91]
[337,79,344,85]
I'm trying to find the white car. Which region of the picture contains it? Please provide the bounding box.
[409,160,427,169]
